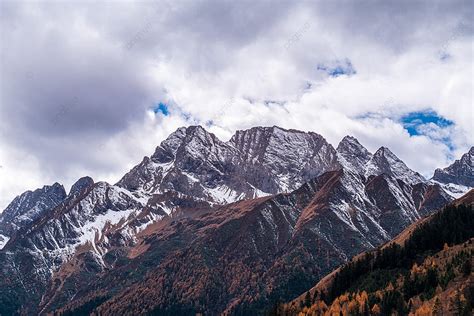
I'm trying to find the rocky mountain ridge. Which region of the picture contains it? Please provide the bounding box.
[117,125,341,205]
[0,125,471,315]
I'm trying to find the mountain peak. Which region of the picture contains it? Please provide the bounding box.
[69,176,94,196]
[336,136,372,173]
[373,146,391,156]
[151,125,219,163]
[155,126,188,156]
[233,125,316,137]
[231,125,288,139]
[180,125,227,156]
[175,125,219,145]
[461,146,473,165]
[366,146,425,184]
[229,126,337,192]
[337,135,369,153]
[185,124,209,137]
[372,146,407,163]
[339,135,358,143]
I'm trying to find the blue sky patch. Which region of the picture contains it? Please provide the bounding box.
[357,110,455,150]
[317,59,356,77]
[401,110,455,150]
[152,102,169,116]
[401,110,453,136]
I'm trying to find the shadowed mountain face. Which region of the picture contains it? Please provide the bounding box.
[0,125,467,315]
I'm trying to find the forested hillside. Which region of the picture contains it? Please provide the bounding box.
[281,195,474,316]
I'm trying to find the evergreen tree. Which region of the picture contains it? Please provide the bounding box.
[320,291,327,304]
[304,291,311,307]
[312,290,319,304]
[461,259,471,276]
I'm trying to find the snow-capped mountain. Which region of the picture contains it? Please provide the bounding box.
[229,126,339,193]
[0,176,165,314]
[0,183,66,249]
[432,146,474,196]
[0,125,467,315]
[336,136,425,184]
[117,125,340,205]
[116,125,430,208]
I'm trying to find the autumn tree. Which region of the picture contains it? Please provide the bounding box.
[371,304,380,315]
[414,302,431,316]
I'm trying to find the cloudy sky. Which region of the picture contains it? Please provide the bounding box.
[0,0,472,210]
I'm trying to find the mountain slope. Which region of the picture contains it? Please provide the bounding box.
[284,190,474,316]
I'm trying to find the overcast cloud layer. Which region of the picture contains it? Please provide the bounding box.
[0,0,473,210]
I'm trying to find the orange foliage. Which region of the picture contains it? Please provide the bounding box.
[413,302,432,316]
[371,303,381,315]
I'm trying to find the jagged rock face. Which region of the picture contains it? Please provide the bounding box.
[230,126,339,193]
[0,183,66,249]
[432,147,474,188]
[118,125,339,204]
[12,183,145,252]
